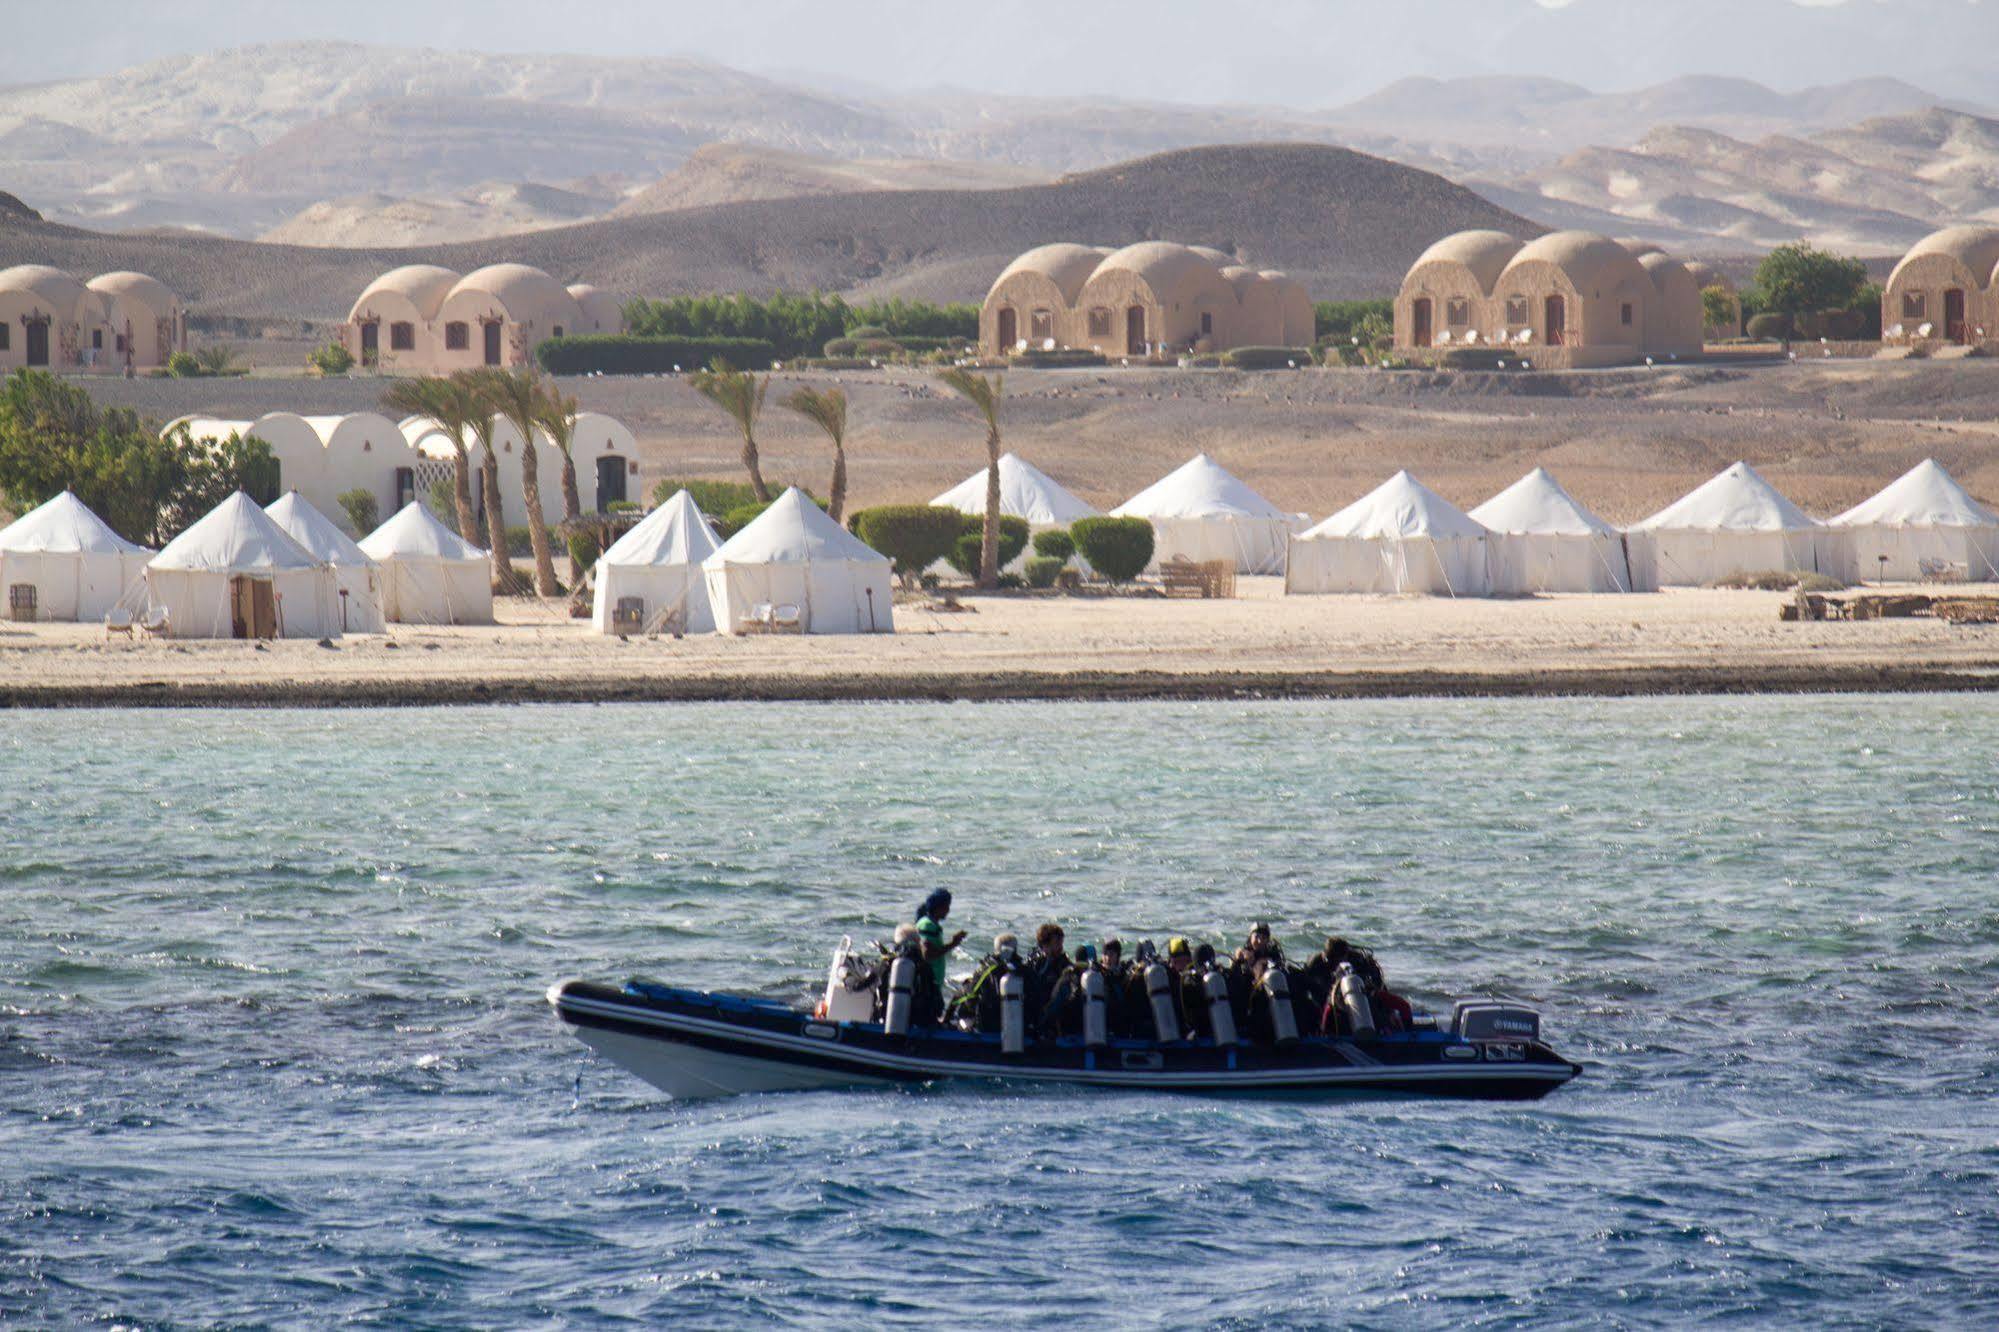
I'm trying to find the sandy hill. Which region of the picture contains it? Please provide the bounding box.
[0,143,1540,320]
[259,181,619,248]
[611,143,1045,217]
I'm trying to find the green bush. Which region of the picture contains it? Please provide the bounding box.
[652,477,760,515]
[717,493,826,539]
[851,504,966,582]
[1222,346,1311,370]
[1071,516,1154,584]
[165,351,200,378]
[336,487,379,536]
[1745,313,1790,342]
[1321,344,1366,368]
[308,341,355,376]
[846,324,891,341]
[568,529,602,571]
[945,514,1030,576]
[505,525,542,558]
[1434,347,1511,370]
[1009,348,1106,368]
[822,337,858,357]
[535,335,778,376]
[1025,555,1065,588]
[1314,299,1395,343]
[794,356,873,370]
[1031,528,1075,561]
[852,338,902,359]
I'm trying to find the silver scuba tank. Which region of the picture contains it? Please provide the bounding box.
[1202,967,1238,1047]
[884,955,917,1037]
[1334,962,1376,1038]
[1000,970,1026,1054]
[1144,963,1178,1042]
[1261,965,1300,1045]
[1081,968,1109,1049]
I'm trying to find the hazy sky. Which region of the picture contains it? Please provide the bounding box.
[6,0,1994,105]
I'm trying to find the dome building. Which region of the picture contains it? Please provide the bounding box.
[340,262,619,372]
[1880,226,1999,349]
[1394,230,1704,368]
[0,265,184,371]
[979,242,1307,358]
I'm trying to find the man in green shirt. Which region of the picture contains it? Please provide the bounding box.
[914,888,967,989]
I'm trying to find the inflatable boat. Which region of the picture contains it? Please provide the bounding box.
[547,969,1583,1102]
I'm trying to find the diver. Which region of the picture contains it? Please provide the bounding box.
[1128,938,1185,1042]
[1022,923,1071,1033]
[947,933,1020,1033]
[1319,936,1413,1035]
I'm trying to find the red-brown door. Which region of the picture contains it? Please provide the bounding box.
[1411,298,1433,348]
[483,321,502,366]
[1945,289,1966,344]
[996,307,1016,351]
[1545,295,1567,347]
[1126,306,1146,355]
[25,320,48,366]
[359,321,379,365]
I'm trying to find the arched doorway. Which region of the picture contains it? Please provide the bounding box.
[995,307,1016,351]
[1544,295,1567,347]
[24,318,48,367]
[1411,298,1433,348]
[1944,289,1966,344]
[595,455,628,511]
[482,320,503,366]
[358,320,379,366]
[1126,306,1146,355]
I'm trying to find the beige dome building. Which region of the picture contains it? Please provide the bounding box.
[1394,230,1704,368]
[1881,226,1999,349]
[0,264,185,372]
[340,262,620,372]
[979,242,1309,357]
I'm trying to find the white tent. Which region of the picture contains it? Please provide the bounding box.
[357,502,493,625]
[1286,471,1491,595]
[1471,467,1642,593]
[932,452,1099,570]
[1628,462,1844,587]
[0,491,151,622]
[1831,459,1999,582]
[265,491,386,633]
[592,489,721,634]
[1111,453,1301,574]
[703,487,894,635]
[147,491,341,639]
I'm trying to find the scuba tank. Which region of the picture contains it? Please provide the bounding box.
[1261,965,1300,1046]
[1000,970,1026,1054]
[1334,962,1376,1038]
[884,955,917,1037]
[1144,963,1178,1042]
[1081,968,1109,1049]
[1201,967,1238,1048]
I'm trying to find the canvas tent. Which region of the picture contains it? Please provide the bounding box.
[1628,462,1843,587]
[1830,459,1999,582]
[265,491,386,633]
[0,491,151,622]
[592,489,721,634]
[1111,453,1300,574]
[146,491,341,639]
[1470,467,1641,593]
[931,452,1100,570]
[356,502,493,625]
[703,487,894,635]
[1286,471,1491,595]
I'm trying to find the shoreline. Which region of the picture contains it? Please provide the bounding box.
[6,661,1996,708]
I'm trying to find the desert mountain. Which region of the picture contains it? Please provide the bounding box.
[0,143,1539,321]
[260,181,620,248]
[610,144,1045,217]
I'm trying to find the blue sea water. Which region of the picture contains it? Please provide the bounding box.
[2,697,1997,1328]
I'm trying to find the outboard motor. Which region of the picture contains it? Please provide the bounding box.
[1260,966,1300,1046]
[1334,962,1376,1038]
[1144,963,1178,1042]
[1452,999,1540,1043]
[1000,971,1027,1054]
[1202,967,1238,1047]
[1081,968,1109,1049]
[883,955,917,1037]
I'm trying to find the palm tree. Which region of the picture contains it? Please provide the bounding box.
[689,359,771,502]
[458,369,523,593]
[533,385,587,582]
[781,385,849,522]
[476,369,560,596]
[381,375,479,542]
[936,367,1004,589]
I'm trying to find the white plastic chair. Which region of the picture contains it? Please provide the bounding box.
[771,604,802,633]
[104,608,134,639]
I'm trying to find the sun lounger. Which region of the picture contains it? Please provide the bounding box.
[104,607,134,638]
[140,607,170,638]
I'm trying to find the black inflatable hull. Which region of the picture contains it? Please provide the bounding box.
[550,979,1584,1101]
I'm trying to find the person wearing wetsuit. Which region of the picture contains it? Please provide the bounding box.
[1022,923,1070,1035]
[948,933,1020,1033]
[1319,936,1413,1035]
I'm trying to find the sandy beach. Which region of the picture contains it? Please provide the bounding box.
[5,579,1996,705]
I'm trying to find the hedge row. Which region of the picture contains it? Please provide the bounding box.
[535,335,778,375]
[1222,345,1312,370]
[1008,348,1106,368]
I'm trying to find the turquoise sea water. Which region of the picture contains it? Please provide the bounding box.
[2,698,1997,1327]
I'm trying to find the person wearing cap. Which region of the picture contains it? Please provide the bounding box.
[914,889,967,992]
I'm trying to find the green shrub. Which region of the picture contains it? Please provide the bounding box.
[535,335,777,376]
[568,529,602,571]
[822,337,859,357]
[717,493,826,539]
[504,525,546,558]
[851,504,966,582]
[1008,348,1106,368]
[794,356,873,370]
[846,324,891,341]
[1314,298,1395,343]
[1025,555,1065,588]
[336,487,379,536]
[1321,344,1366,368]
[1745,313,1790,342]
[308,341,355,376]
[652,477,760,515]
[853,338,902,358]
[996,573,1025,590]
[1222,345,1311,370]
[1071,516,1154,584]
[1434,347,1510,370]
[1031,528,1075,561]
[428,476,456,518]
[945,514,1030,575]
[607,499,640,513]
[165,351,200,378]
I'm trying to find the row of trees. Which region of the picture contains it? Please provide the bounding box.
[0,370,277,546]
[622,292,978,360]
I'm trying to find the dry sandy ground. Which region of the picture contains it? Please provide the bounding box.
[77,359,1999,528]
[4,581,1996,706]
